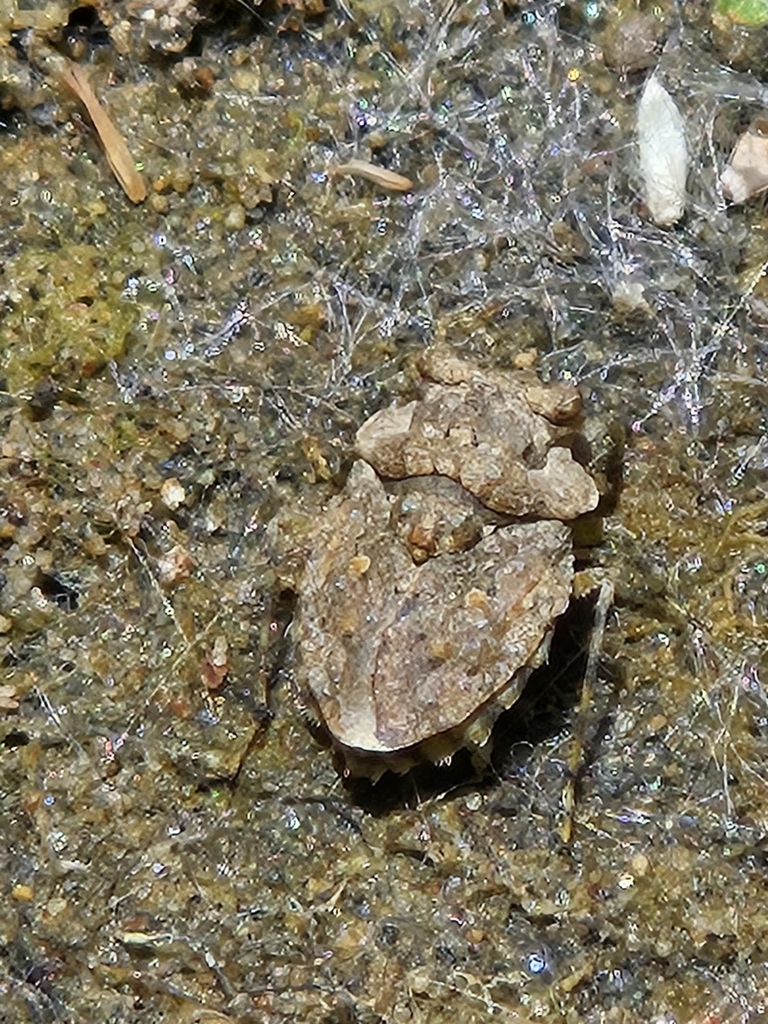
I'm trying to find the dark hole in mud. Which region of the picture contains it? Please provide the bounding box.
[36,571,79,612]
[3,729,30,748]
[49,4,112,59]
[0,102,24,134]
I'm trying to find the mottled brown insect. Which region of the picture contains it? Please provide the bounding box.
[293,350,600,776]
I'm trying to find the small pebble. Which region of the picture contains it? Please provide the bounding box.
[157,544,194,587]
[161,478,185,511]
[224,204,247,231]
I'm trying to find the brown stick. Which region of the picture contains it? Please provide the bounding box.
[59,60,146,204]
[333,158,413,192]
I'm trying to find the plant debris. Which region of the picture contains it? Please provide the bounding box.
[636,74,688,226]
[58,59,146,204]
[334,158,414,192]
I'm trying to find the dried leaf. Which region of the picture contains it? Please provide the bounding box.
[721,125,768,204]
[59,60,146,204]
[334,159,414,192]
[637,76,688,226]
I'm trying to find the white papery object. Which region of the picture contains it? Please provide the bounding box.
[637,75,688,226]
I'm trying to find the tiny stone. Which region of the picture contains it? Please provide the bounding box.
[349,554,371,574]
[231,68,262,92]
[631,853,650,877]
[211,635,228,667]
[171,169,193,194]
[224,204,247,231]
[45,896,68,918]
[513,347,538,368]
[160,478,185,511]
[157,544,194,588]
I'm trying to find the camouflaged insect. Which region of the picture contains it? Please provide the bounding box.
[293,350,600,776]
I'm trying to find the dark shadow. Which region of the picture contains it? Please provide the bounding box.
[491,593,596,765]
[35,571,79,612]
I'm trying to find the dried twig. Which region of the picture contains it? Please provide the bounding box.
[59,60,146,204]
[333,158,413,192]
